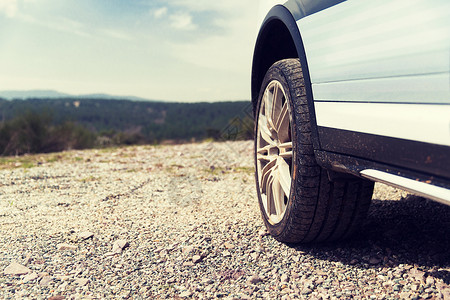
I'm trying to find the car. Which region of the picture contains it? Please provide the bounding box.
[251,0,450,243]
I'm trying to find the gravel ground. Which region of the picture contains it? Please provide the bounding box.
[0,141,449,299]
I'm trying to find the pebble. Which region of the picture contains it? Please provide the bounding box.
[192,255,202,263]
[57,243,77,251]
[22,272,38,283]
[247,275,263,285]
[179,291,193,297]
[3,262,32,275]
[78,231,94,240]
[74,278,89,286]
[39,276,52,286]
[112,239,129,253]
[224,242,235,249]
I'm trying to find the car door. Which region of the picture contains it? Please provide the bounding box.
[296,0,450,179]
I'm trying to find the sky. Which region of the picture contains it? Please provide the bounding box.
[0,0,260,102]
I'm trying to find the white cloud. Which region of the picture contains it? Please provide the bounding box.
[0,0,18,17]
[169,12,196,30]
[168,0,237,12]
[153,6,167,19]
[169,0,258,71]
[101,29,133,41]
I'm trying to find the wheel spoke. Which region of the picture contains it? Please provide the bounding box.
[264,89,275,131]
[257,144,272,154]
[278,142,293,149]
[272,171,286,217]
[260,159,276,194]
[277,157,291,198]
[276,103,290,143]
[271,83,282,131]
[258,115,276,145]
[279,151,293,159]
[257,154,271,161]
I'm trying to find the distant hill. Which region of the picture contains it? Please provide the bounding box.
[0,90,152,102]
[0,90,71,99]
[0,98,254,144]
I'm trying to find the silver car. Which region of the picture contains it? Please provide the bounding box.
[252,0,450,243]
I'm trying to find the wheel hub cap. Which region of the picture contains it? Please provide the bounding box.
[256,81,293,224]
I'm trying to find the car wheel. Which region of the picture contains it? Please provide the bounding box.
[254,58,374,243]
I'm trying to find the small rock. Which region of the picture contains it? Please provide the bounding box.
[247,275,263,285]
[183,261,194,267]
[201,278,213,285]
[258,229,268,237]
[315,277,324,285]
[58,275,70,281]
[58,281,69,291]
[3,262,31,275]
[281,274,289,283]
[426,276,435,286]
[3,262,32,275]
[166,277,176,284]
[78,231,94,240]
[409,268,426,283]
[440,288,450,300]
[74,278,89,286]
[250,252,259,260]
[301,288,312,295]
[48,296,65,300]
[179,291,193,298]
[223,250,231,257]
[23,254,32,265]
[22,272,39,283]
[182,246,194,254]
[57,243,77,251]
[192,255,202,263]
[400,292,411,299]
[112,239,129,253]
[40,275,53,286]
[224,242,235,249]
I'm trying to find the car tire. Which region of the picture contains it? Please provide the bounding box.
[254,58,374,243]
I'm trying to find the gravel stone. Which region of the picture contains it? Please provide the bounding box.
[112,239,129,253]
[23,273,38,285]
[247,275,263,285]
[3,262,32,275]
[78,231,94,240]
[57,243,77,251]
[192,255,202,264]
[0,141,449,299]
[39,275,52,286]
[74,277,89,286]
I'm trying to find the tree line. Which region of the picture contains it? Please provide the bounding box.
[0,98,254,156]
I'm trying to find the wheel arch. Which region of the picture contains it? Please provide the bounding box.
[251,5,320,150]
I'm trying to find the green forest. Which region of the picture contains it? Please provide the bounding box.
[0,98,254,156]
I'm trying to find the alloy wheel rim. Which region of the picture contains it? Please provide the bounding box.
[256,80,293,224]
